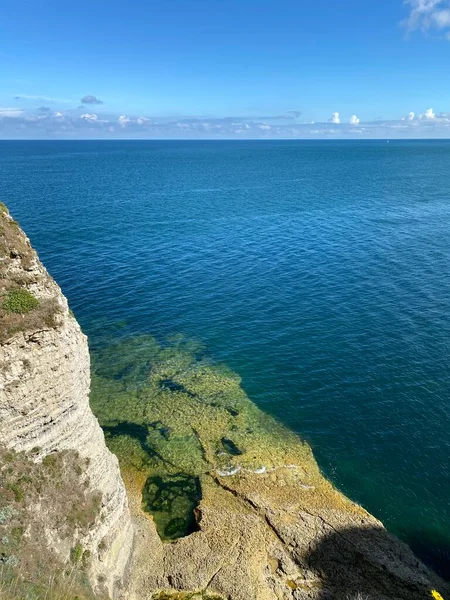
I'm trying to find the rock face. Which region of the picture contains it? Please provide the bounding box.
[0,205,134,596]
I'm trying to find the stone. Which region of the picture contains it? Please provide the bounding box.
[0,207,134,597]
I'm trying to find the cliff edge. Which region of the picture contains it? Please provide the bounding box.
[0,203,134,596]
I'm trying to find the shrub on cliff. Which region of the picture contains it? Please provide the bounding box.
[2,288,40,313]
[0,204,62,341]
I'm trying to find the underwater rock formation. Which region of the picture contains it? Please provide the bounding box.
[91,336,450,600]
[0,204,134,596]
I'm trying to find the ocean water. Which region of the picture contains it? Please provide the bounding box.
[1,139,450,576]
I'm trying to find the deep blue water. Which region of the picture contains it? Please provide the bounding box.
[1,140,450,576]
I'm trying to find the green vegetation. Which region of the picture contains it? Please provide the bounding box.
[2,288,40,313]
[0,204,62,341]
[0,447,103,600]
[0,569,98,600]
[70,543,84,564]
[142,473,201,539]
[90,334,312,540]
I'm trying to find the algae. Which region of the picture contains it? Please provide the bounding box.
[142,473,201,540]
[90,334,314,540]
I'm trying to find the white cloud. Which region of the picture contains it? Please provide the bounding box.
[403,0,450,36]
[6,106,450,139]
[433,7,450,26]
[329,112,340,124]
[81,95,103,105]
[80,113,98,122]
[13,93,73,103]
[422,107,436,119]
[0,108,23,118]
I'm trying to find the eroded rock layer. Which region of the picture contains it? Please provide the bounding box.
[0,205,134,596]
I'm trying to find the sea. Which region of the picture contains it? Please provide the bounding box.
[1,139,449,577]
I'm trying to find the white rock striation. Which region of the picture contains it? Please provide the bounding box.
[0,209,134,596]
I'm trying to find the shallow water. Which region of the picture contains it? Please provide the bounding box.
[1,140,450,575]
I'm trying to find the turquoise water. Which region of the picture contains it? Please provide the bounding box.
[1,140,450,576]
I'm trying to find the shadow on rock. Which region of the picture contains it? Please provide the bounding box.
[304,525,449,600]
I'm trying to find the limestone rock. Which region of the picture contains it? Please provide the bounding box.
[0,206,134,596]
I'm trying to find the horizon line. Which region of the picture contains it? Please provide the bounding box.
[1,137,450,142]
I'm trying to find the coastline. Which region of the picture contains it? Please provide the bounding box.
[1,202,448,600]
[90,335,449,599]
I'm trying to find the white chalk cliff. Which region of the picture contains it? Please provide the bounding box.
[0,205,134,596]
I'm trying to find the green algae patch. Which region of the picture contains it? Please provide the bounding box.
[142,473,201,540]
[90,334,317,539]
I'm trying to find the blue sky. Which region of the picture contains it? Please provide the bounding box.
[1,0,450,138]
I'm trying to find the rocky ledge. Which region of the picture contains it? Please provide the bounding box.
[91,336,449,600]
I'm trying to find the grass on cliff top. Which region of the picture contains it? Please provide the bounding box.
[0,569,99,600]
[0,202,62,342]
[0,446,104,600]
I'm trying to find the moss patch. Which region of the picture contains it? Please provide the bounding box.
[2,288,40,313]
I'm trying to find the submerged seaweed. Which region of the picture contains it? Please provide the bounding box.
[90,334,310,540]
[142,473,201,540]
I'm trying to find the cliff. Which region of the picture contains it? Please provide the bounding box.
[0,203,134,596]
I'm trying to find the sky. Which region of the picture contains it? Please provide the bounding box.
[1,0,450,139]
